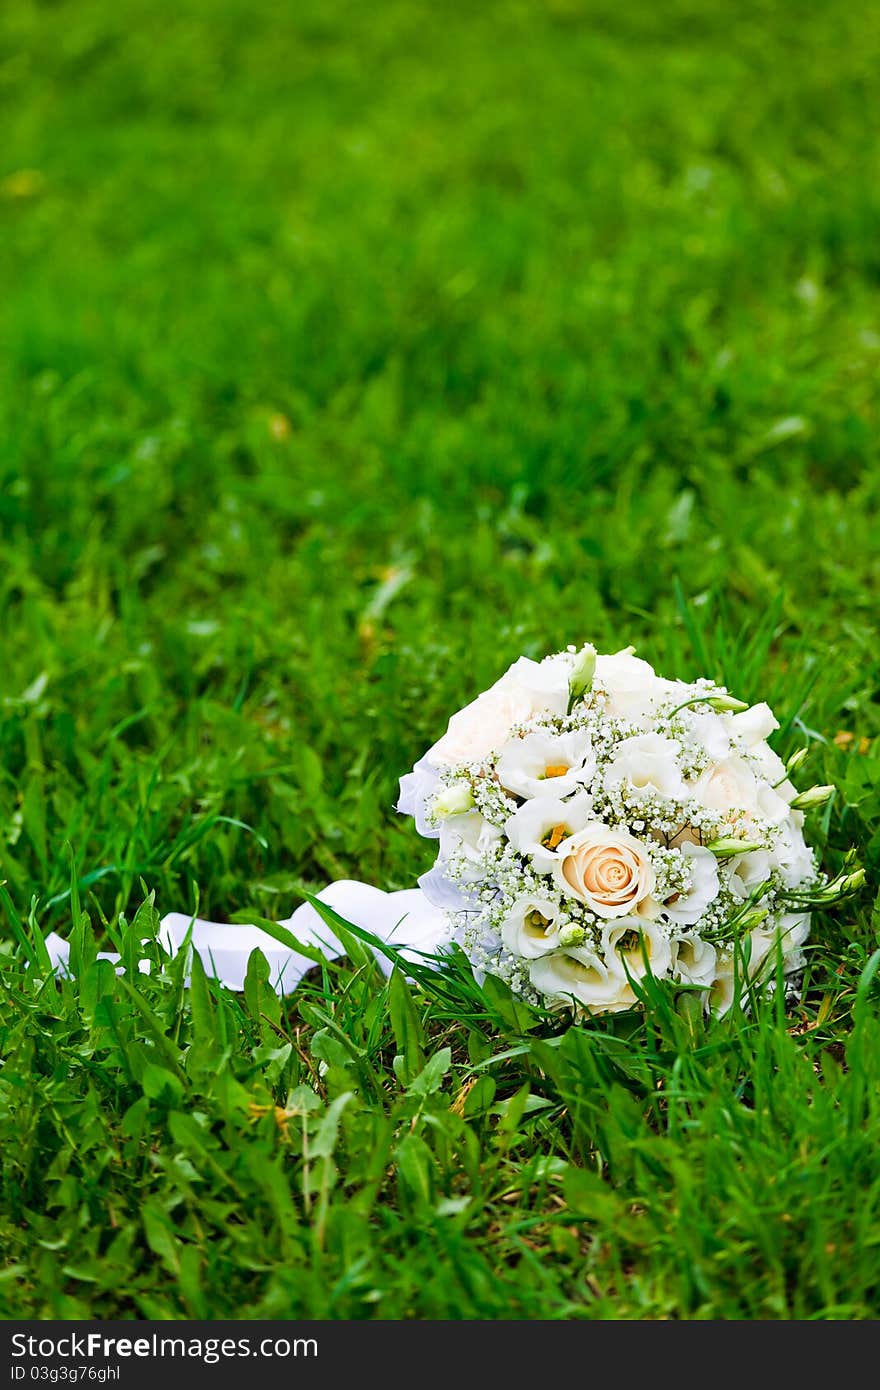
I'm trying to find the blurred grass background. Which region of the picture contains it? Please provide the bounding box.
[1,0,880,1319]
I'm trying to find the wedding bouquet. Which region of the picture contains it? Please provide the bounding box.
[398,644,855,1018]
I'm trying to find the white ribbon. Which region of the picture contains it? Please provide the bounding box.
[43,880,451,994]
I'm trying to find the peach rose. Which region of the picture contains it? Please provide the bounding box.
[553,823,655,919]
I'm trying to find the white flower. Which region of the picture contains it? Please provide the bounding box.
[402,641,830,1022]
[605,732,688,801]
[601,918,672,983]
[397,756,445,839]
[553,823,655,918]
[746,926,784,979]
[426,657,569,768]
[418,860,478,911]
[508,653,574,703]
[528,948,636,1013]
[496,728,596,800]
[728,847,774,899]
[773,911,810,955]
[671,933,717,989]
[727,702,779,749]
[417,810,503,913]
[500,895,562,959]
[782,947,807,976]
[774,819,815,888]
[688,707,731,762]
[720,912,809,997]
[748,738,788,788]
[439,810,502,867]
[594,651,672,721]
[504,792,594,871]
[755,780,793,825]
[709,956,738,1017]
[660,843,720,925]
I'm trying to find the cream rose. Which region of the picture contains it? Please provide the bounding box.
[553,823,655,918]
[693,757,762,831]
[426,657,570,768]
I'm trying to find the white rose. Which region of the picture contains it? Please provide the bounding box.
[426,657,569,768]
[496,728,596,800]
[528,948,636,1014]
[594,651,673,722]
[693,756,760,820]
[727,702,779,749]
[660,843,720,926]
[504,792,594,872]
[500,895,562,959]
[553,823,655,918]
[671,933,717,989]
[605,732,688,801]
[601,918,672,983]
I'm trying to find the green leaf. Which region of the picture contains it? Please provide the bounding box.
[141,1204,180,1276]
[188,946,216,1042]
[141,1064,184,1105]
[310,1092,354,1160]
[462,1075,496,1118]
[388,967,425,1085]
[311,1027,357,1070]
[395,1133,435,1206]
[407,1047,452,1097]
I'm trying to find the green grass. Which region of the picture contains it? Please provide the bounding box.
[1,0,880,1320]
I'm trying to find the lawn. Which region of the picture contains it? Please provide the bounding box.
[1,0,879,1319]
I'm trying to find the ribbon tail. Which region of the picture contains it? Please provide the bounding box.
[40,882,451,996]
